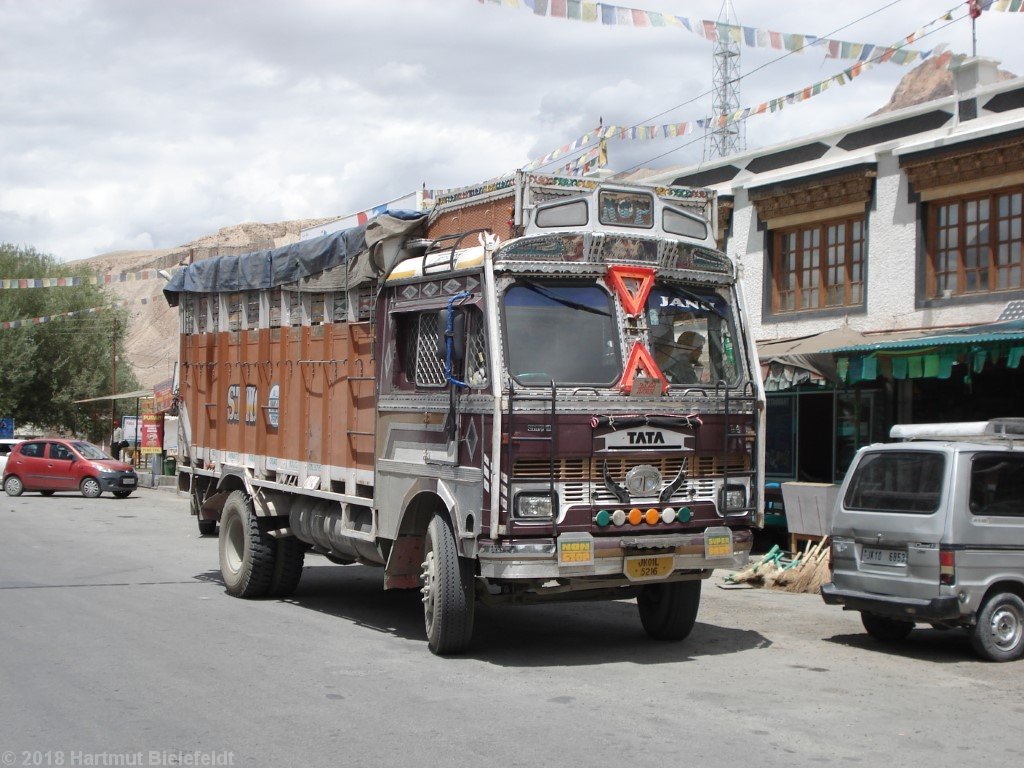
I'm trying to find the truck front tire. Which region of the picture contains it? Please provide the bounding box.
[638,580,701,641]
[421,515,475,655]
[219,490,275,598]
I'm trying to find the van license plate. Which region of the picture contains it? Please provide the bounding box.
[861,547,906,566]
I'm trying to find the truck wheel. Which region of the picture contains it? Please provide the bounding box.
[970,592,1024,662]
[268,537,306,598]
[4,475,23,497]
[861,612,914,642]
[421,515,475,655]
[638,580,701,641]
[192,491,217,536]
[218,490,275,598]
[80,477,102,498]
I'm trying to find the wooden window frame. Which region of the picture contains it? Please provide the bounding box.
[771,214,865,314]
[925,185,1024,299]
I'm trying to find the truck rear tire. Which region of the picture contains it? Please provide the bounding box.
[268,537,306,598]
[193,491,217,536]
[970,592,1024,662]
[421,515,475,655]
[638,580,701,641]
[218,490,275,598]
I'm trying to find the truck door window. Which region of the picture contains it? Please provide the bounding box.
[414,313,447,387]
[397,308,487,390]
[970,454,1024,517]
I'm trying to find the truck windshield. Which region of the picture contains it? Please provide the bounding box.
[646,285,740,386]
[504,281,620,385]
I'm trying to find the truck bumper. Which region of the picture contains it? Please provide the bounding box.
[820,582,963,622]
[478,528,751,581]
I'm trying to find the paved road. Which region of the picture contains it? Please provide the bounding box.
[0,489,1021,768]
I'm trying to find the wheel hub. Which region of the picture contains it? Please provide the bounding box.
[990,605,1023,650]
[421,549,437,627]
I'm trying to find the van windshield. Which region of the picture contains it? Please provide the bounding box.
[844,451,945,514]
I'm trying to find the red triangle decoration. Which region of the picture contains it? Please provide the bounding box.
[618,341,669,394]
[606,265,655,317]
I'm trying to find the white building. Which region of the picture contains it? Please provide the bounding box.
[643,58,1024,486]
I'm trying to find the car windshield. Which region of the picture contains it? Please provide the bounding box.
[844,451,945,514]
[72,441,112,460]
[646,285,740,386]
[504,281,620,385]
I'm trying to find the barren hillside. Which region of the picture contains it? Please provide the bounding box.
[77,218,333,389]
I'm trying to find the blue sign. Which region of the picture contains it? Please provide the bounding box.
[0,418,13,439]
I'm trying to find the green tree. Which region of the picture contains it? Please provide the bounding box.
[0,243,139,443]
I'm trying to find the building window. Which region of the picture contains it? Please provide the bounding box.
[927,187,1023,298]
[772,217,864,313]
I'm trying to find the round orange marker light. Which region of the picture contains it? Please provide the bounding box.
[645,508,660,525]
[628,508,643,525]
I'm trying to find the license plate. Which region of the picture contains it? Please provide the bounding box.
[704,526,733,558]
[624,555,674,582]
[122,477,136,486]
[861,546,907,566]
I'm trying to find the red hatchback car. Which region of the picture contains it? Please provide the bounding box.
[2,438,138,498]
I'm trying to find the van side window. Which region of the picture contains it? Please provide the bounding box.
[844,451,945,513]
[969,454,1024,517]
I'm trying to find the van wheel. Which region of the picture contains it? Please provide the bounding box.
[218,490,275,598]
[861,612,914,642]
[420,515,475,655]
[971,592,1024,662]
[638,580,701,641]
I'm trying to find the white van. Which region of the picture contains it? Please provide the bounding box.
[821,419,1024,662]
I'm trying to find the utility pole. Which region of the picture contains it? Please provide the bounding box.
[110,314,118,446]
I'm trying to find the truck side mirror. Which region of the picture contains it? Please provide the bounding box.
[436,308,466,365]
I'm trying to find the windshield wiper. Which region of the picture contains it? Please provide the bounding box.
[520,280,612,317]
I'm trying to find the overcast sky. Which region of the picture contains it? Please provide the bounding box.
[2,0,1022,263]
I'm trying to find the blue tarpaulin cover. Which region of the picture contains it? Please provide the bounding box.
[163,211,425,307]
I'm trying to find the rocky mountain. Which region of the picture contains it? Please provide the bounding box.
[871,51,1015,115]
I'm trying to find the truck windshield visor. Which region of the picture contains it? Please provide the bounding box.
[504,281,620,386]
[844,451,946,514]
[646,285,740,386]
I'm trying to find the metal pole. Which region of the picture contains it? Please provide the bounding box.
[110,315,118,449]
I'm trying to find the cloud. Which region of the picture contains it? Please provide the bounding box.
[0,0,1020,261]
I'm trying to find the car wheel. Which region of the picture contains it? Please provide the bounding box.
[40,490,56,497]
[113,490,132,499]
[861,612,914,642]
[79,477,102,498]
[971,592,1024,662]
[4,475,23,497]
[638,580,702,641]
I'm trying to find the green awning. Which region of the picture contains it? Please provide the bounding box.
[823,319,1024,354]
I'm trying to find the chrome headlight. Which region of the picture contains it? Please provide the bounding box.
[719,484,747,513]
[514,492,556,520]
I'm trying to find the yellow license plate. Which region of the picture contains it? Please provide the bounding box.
[705,528,733,558]
[624,555,674,582]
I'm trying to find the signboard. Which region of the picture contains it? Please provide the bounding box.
[121,416,142,445]
[140,413,164,455]
[0,418,13,439]
[153,378,174,413]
